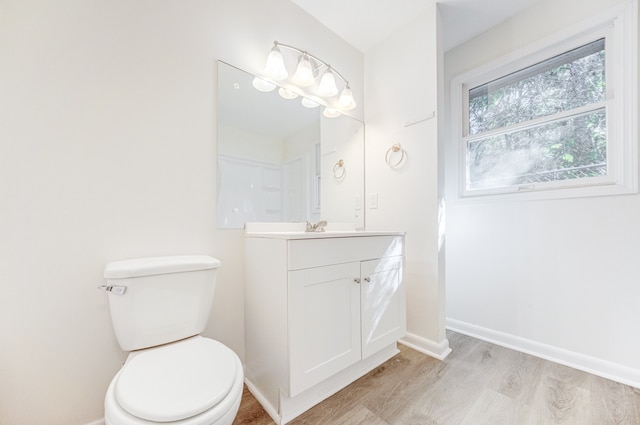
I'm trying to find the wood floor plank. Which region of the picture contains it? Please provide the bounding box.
[492,350,545,402]
[390,348,492,425]
[332,405,390,425]
[233,331,640,425]
[408,338,525,425]
[590,374,640,425]
[234,385,276,425]
[631,386,640,423]
[458,388,517,425]
[362,348,446,423]
[524,374,591,425]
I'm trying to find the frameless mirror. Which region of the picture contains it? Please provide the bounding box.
[216,61,364,229]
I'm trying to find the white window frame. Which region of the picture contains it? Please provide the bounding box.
[450,0,638,200]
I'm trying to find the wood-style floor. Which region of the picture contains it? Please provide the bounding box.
[233,331,640,425]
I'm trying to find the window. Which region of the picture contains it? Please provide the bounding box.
[452,2,637,199]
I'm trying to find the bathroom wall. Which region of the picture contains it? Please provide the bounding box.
[321,115,365,227]
[444,0,640,387]
[283,123,319,223]
[364,5,449,358]
[0,1,363,424]
[217,124,285,227]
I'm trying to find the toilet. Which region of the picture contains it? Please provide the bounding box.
[101,255,243,425]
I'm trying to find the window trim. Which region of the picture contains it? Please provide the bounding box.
[450,0,638,201]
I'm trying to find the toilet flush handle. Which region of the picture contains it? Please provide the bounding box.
[97,285,127,295]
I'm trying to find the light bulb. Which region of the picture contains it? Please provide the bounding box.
[323,107,341,118]
[292,54,315,87]
[264,44,288,81]
[278,87,299,99]
[338,85,356,110]
[301,97,320,108]
[252,77,276,92]
[317,68,338,97]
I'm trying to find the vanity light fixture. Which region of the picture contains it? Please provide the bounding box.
[301,97,320,108]
[317,67,338,97]
[323,107,341,118]
[292,54,315,87]
[264,44,288,81]
[251,76,277,92]
[258,41,357,116]
[278,87,299,100]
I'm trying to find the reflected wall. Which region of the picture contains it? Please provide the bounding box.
[217,61,364,228]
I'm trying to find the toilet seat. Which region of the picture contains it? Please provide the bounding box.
[105,336,243,425]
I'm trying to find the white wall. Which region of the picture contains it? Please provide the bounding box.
[219,124,284,164]
[444,0,640,387]
[364,5,450,358]
[0,1,363,424]
[321,115,365,227]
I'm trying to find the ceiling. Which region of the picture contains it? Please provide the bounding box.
[290,0,541,52]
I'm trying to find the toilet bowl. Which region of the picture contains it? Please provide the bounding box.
[101,256,243,425]
[105,336,243,425]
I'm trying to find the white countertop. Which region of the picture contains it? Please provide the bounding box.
[244,222,404,239]
[245,230,405,240]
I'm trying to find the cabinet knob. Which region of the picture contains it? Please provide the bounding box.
[354,278,361,284]
[364,277,371,283]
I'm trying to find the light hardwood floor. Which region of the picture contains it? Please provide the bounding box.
[233,331,640,425]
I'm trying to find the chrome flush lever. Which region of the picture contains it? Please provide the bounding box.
[97,285,127,295]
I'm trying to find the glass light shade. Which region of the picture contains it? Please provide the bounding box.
[264,45,288,81]
[292,55,315,87]
[338,85,356,110]
[323,107,341,118]
[301,97,320,108]
[278,87,299,99]
[317,68,338,97]
[252,77,276,92]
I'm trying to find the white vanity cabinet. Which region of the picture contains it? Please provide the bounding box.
[244,231,405,425]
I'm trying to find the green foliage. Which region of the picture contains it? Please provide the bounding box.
[467,43,607,189]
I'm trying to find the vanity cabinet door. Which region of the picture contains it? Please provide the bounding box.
[360,256,406,359]
[288,262,361,397]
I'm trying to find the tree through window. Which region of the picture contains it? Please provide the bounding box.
[465,39,607,190]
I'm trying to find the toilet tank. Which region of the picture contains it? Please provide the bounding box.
[103,255,221,351]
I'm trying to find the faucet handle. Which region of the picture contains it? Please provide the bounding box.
[305,220,327,232]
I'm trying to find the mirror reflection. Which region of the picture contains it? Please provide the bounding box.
[217,61,364,229]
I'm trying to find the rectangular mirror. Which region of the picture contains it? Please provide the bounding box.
[217,61,364,229]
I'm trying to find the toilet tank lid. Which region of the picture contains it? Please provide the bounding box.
[104,255,221,279]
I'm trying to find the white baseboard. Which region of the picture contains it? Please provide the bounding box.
[244,378,281,424]
[399,332,452,360]
[447,318,640,389]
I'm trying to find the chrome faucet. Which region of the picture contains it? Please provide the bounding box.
[305,220,327,232]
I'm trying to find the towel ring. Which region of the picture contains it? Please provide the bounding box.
[333,159,346,180]
[385,143,406,168]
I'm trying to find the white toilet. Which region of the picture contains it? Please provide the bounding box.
[101,255,243,425]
